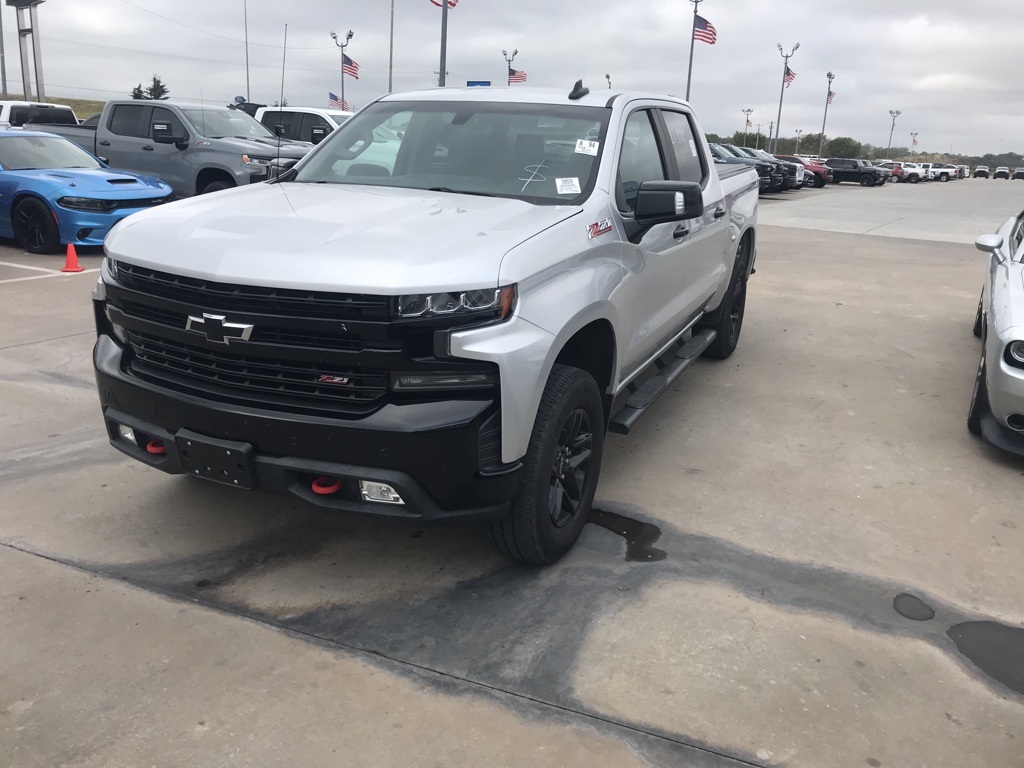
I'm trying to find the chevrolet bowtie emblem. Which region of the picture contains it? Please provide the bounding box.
[185,313,254,344]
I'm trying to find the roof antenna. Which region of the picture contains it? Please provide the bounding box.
[275,24,288,174]
[568,80,589,100]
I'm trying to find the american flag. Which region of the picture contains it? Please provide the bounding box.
[508,67,527,83]
[343,54,360,79]
[693,15,717,45]
[328,93,350,110]
[912,136,918,146]
[746,118,752,128]
[784,66,796,88]
[429,0,458,6]
[827,90,835,105]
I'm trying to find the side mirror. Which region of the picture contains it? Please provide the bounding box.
[273,124,286,138]
[976,233,1007,263]
[152,122,186,145]
[310,126,327,145]
[634,181,704,225]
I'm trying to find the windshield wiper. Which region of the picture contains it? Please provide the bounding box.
[427,186,496,197]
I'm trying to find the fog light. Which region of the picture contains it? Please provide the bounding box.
[1010,341,1024,364]
[117,424,137,445]
[360,481,404,505]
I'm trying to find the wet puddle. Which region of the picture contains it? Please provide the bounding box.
[589,508,666,562]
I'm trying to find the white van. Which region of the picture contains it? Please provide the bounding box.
[254,106,353,145]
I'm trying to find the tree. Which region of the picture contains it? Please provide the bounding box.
[130,76,170,100]
[826,136,862,158]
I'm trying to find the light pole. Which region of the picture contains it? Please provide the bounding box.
[794,129,803,154]
[606,73,611,89]
[818,71,834,157]
[772,42,799,153]
[755,124,762,149]
[330,29,354,108]
[742,108,753,146]
[885,109,901,156]
[684,0,703,101]
[910,131,918,156]
[502,48,518,86]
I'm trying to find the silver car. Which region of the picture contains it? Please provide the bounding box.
[969,213,1024,453]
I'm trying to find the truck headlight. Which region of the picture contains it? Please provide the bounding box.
[242,155,272,167]
[395,285,517,320]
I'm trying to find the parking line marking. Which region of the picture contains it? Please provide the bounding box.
[0,260,62,274]
[0,268,100,284]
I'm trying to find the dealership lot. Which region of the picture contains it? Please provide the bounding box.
[2,179,1024,767]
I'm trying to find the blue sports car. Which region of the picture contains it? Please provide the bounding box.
[0,130,172,253]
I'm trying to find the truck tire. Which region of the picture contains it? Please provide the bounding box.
[815,173,826,188]
[967,349,989,436]
[859,174,874,187]
[908,174,919,184]
[940,173,949,182]
[13,197,60,254]
[200,180,234,195]
[973,291,984,338]
[491,364,604,565]
[704,244,748,360]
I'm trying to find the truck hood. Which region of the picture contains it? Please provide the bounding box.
[14,168,169,195]
[105,182,580,293]
[215,135,310,160]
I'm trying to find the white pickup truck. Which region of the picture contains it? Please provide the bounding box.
[93,82,759,563]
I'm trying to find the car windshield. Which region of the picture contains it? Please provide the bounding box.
[0,134,102,171]
[181,106,275,139]
[293,100,609,205]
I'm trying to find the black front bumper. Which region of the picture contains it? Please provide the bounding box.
[94,335,519,521]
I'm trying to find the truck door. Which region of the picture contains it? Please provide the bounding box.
[101,104,150,173]
[133,106,191,194]
[614,108,721,374]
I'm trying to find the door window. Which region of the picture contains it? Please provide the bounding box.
[260,111,298,139]
[300,114,334,143]
[660,110,705,184]
[150,107,187,139]
[617,110,666,212]
[108,105,148,138]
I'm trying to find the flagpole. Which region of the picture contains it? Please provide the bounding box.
[439,0,449,87]
[243,0,250,102]
[685,0,702,101]
[772,42,799,153]
[388,0,395,92]
[818,71,834,157]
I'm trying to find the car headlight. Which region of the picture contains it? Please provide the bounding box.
[242,155,272,167]
[57,196,118,212]
[395,285,517,321]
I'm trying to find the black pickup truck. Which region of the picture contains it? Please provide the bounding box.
[825,158,887,187]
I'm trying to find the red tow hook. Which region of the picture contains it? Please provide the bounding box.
[311,476,342,495]
[146,439,167,455]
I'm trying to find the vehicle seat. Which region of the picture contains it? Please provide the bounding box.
[346,163,391,177]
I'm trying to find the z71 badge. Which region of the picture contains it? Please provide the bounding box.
[587,218,613,239]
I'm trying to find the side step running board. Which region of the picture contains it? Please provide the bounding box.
[608,329,717,435]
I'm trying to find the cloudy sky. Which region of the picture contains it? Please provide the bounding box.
[10,0,1024,156]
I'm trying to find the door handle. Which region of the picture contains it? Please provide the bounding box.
[713,206,726,219]
[99,140,110,146]
[672,224,690,239]
[142,145,154,151]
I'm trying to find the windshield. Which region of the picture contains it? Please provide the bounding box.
[293,100,610,205]
[181,107,275,139]
[0,135,102,171]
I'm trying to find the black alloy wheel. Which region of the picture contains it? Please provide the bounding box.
[860,174,874,187]
[549,409,594,530]
[13,197,60,254]
[704,239,749,360]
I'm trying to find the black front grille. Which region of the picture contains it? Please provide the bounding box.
[110,196,171,211]
[127,331,387,407]
[114,263,390,322]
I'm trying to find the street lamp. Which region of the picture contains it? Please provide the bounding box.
[606,73,611,89]
[772,42,799,153]
[910,131,918,156]
[502,48,518,86]
[818,71,834,157]
[742,108,753,147]
[795,129,803,154]
[885,109,901,157]
[330,29,354,108]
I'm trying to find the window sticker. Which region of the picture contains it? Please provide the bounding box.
[689,139,698,157]
[575,139,600,156]
[556,177,581,195]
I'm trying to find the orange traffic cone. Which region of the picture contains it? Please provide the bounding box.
[61,243,84,273]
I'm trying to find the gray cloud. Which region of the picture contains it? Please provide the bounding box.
[17,0,1024,156]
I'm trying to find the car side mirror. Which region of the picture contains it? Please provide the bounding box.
[633,181,704,226]
[310,126,327,144]
[152,122,187,145]
[273,124,286,138]
[976,234,1008,264]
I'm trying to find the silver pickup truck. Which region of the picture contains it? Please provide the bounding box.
[92,83,759,563]
[43,100,310,197]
